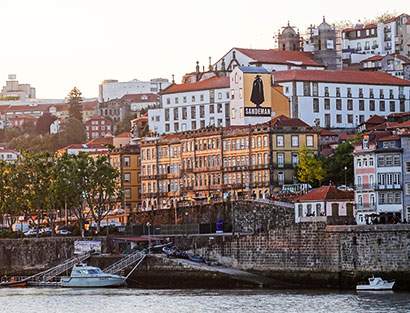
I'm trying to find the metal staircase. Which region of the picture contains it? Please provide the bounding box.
[103,251,145,275]
[27,250,92,286]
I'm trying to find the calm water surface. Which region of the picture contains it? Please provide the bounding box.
[0,288,409,313]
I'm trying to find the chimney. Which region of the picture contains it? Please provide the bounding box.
[172,74,175,84]
[196,61,200,81]
[208,56,212,71]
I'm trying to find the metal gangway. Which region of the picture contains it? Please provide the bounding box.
[26,250,93,286]
[103,251,146,278]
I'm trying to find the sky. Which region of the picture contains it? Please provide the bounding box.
[0,0,409,99]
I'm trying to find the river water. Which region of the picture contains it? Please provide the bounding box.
[0,288,409,313]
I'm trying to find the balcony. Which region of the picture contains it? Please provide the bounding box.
[355,184,375,190]
[250,181,270,188]
[156,174,167,179]
[399,94,405,100]
[384,28,391,33]
[372,45,378,49]
[223,165,249,172]
[356,203,376,211]
[250,164,269,170]
[385,45,392,50]
[141,174,156,180]
[376,184,402,190]
[181,168,193,174]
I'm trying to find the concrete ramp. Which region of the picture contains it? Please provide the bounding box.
[151,254,277,288]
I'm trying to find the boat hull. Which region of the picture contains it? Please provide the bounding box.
[61,276,125,288]
[356,282,395,290]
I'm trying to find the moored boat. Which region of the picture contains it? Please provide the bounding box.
[0,277,29,287]
[60,264,126,288]
[356,277,395,291]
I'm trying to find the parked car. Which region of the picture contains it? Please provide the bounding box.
[337,185,354,191]
[24,229,39,236]
[40,227,53,234]
[56,230,71,235]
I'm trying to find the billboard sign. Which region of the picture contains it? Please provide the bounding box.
[74,240,102,255]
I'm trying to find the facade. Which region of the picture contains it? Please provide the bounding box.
[294,185,355,224]
[214,48,325,73]
[272,70,410,129]
[0,74,35,100]
[84,116,113,140]
[148,76,231,135]
[400,131,410,221]
[353,132,404,224]
[361,53,410,79]
[0,148,19,162]
[140,117,319,210]
[230,67,290,126]
[82,100,98,122]
[110,144,141,214]
[342,14,410,65]
[98,78,170,102]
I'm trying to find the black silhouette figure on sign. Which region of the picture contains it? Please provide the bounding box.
[250,75,264,107]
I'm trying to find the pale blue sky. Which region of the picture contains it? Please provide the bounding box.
[0,0,408,98]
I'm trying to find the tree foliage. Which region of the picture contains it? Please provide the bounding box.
[296,145,325,186]
[58,117,87,147]
[321,141,354,186]
[35,113,57,135]
[67,87,83,123]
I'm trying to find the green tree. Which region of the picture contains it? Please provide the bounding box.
[321,141,354,186]
[67,87,83,123]
[58,117,87,148]
[83,155,122,233]
[364,11,398,25]
[296,145,325,187]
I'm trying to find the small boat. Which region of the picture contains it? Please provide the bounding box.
[356,277,395,291]
[0,277,29,287]
[162,246,176,257]
[188,254,204,263]
[61,264,126,288]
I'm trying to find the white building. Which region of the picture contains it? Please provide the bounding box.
[98,78,171,102]
[213,48,325,72]
[272,70,410,129]
[0,74,35,101]
[342,14,410,65]
[0,147,19,162]
[148,76,230,135]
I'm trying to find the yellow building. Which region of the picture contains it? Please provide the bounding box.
[140,116,319,210]
[110,144,141,217]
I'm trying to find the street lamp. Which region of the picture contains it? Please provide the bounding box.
[18,216,24,238]
[146,222,151,254]
[344,166,347,191]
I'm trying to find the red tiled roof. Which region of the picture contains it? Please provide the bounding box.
[395,120,410,128]
[361,55,384,62]
[82,100,98,111]
[273,70,410,86]
[161,76,229,94]
[342,24,377,33]
[86,137,113,146]
[270,115,310,127]
[121,93,158,102]
[339,134,356,141]
[115,132,131,138]
[0,105,10,114]
[377,134,400,141]
[387,111,410,118]
[295,185,354,202]
[364,114,387,125]
[5,103,52,112]
[235,48,324,67]
[320,129,338,136]
[368,122,399,130]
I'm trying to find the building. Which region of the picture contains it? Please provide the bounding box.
[276,22,302,51]
[214,48,325,73]
[8,114,38,129]
[0,147,19,162]
[0,74,35,101]
[84,116,113,140]
[230,66,290,126]
[109,144,141,215]
[57,143,109,156]
[342,14,410,66]
[361,53,410,79]
[400,131,410,221]
[294,185,355,224]
[140,116,319,210]
[82,100,98,122]
[353,131,404,224]
[126,93,159,112]
[303,17,342,70]
[148,76,231,135]
[98,78,171,102]
[113,132,131,149]
[272,69,410,129]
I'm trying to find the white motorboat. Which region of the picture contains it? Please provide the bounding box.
[356,276,395,291]
[61,264,126,288]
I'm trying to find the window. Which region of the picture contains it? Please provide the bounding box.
[165,109,170,121]
[173,108,179,120]
[124,157,130,167]
[324,86,329,97]
[166,98,170,105]
[200,105,205,118]
[347,88,352,97]
[292,153,298,167]
[303,82,311,96]
[276,135,284,147]
[239,107,244,118]
[239,88,243,99]
[359,100,365,111]
[191,106,196,119]
[405,161,410,173]
[192,95,196,102]
[336,87,341,97]
[306,135,313,147]
[124,173,131,182]
[348,114,353,124]
[183,96,187,103]
[182,107,187,120]
[312,82,318,96]
[277,153,284,168]
[359,88,363,98]
[406,183,410,195]
[217,103,223,113]
[175,97,179,104]
[231,89,234,100]
[174,123,179,131]
[390,101,395,112]
[124,189,131,199]
[324,98,330,110]
[231,108,236,119]
[291,135,299,147]
[191,121,197,129]
[313,98,319,113]
[336,99,342,110]
[380,101,385,112]
[347,99,353,111]
[369,100,375,111]
[263,136,268,147]
[200,94,204,101]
